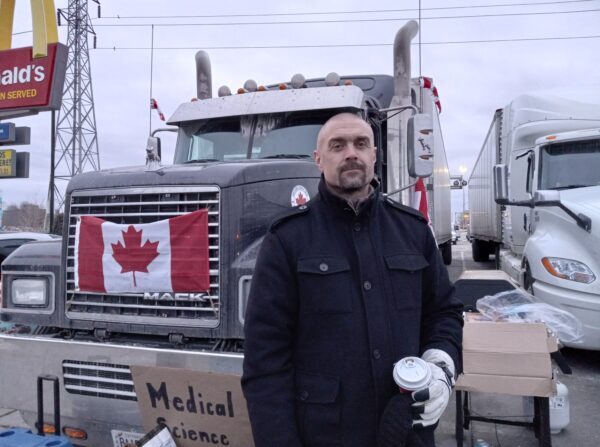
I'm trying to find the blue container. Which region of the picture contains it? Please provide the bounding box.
[0,428,72,447]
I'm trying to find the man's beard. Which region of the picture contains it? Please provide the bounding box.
[338,160,368,192]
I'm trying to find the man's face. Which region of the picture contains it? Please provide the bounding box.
[314,114,377,195]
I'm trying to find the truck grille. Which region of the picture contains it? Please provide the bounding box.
[66,186,220,327]
[62,360,136,401]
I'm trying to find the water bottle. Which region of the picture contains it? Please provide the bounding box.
[550,380,570,434]
[473,439,491,447]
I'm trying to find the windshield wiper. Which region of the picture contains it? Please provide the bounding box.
[550,184,591,190]
[260,154,311,159]
[183,158,220,164]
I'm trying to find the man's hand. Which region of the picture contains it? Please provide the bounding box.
[411,349,456,427]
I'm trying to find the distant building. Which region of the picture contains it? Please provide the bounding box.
[2,202,46,231]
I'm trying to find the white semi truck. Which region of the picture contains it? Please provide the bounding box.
[468,92,600,350]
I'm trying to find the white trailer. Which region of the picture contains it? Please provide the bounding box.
[469,92,600,350]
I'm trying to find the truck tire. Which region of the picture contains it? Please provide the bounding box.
[494,245,501,269]
[472,239,489,262]
[441,241,452,266]
[523,262,535,295]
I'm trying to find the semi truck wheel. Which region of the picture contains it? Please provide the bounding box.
[471,239,489,262]
[441,241,452,266]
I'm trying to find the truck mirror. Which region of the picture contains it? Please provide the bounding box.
[407,113,434,178]
[146,136,161,167]
[493,164,509,204]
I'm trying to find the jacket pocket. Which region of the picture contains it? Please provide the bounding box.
[385,253,429,311]
[297,257,353,314]
[295,371,341,446]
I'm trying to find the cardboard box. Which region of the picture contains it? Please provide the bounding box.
[456,374,556,397]
[456,313,558,397]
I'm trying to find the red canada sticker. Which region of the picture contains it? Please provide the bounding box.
[291,185,310,207]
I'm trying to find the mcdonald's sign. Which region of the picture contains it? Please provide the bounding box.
[0,0,67,114]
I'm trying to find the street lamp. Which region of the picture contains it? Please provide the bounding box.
[459,165,468,229]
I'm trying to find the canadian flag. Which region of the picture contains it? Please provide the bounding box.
[412,178,437,240]
[75,209,210,293]
[412,177,431,223]
[150,98,165,121]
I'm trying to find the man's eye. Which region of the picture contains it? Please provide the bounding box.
[356,141,368,149]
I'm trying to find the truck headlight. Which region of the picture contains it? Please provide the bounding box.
[542,257,596,284]
[11,278,48,306]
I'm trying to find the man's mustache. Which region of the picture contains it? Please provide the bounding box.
[339,161,366,173]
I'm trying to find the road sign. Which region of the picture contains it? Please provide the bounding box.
[0,149,16,177]
[0,122,15,142]
[0,149,29,178]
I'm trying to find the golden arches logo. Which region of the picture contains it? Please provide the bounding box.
[0,0,59,58]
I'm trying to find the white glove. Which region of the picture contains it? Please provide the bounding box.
[411,349,456,427]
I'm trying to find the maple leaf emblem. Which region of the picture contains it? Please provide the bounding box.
[295,192,307,206]
[111,225,160,287]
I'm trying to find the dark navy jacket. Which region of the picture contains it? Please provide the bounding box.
[242,179,463,447]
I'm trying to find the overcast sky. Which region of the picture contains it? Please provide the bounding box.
[2,0,600,222]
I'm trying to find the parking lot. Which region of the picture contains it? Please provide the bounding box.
[1,233,599,446]
[437,234,600,447]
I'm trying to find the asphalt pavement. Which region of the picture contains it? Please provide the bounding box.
[1,232,599,446]
[437,234,600,447]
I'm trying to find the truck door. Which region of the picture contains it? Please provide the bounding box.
[508,149,535,253]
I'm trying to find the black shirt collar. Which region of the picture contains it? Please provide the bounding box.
[317,175,380,217]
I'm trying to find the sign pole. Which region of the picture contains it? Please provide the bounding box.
[49,109,56,231]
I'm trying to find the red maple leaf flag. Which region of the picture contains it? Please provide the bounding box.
[412,177,430,223]
[75,210,210,293]
[412,177,436,240]
[111,226,160,287]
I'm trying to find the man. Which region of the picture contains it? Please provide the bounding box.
[242,112,463,447]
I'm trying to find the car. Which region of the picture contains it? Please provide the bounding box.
[451,230,459,245]
[0,232,60,264]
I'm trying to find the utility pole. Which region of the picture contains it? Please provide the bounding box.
[48,0,100,225]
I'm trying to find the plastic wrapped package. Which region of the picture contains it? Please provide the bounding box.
[475,289,584,343]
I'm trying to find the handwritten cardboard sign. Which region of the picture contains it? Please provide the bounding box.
[130,366,254,447]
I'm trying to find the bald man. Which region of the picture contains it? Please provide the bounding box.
[242,113,462,447]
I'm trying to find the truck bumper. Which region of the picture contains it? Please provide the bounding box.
[0,334,243,446]
[533,281,600,350]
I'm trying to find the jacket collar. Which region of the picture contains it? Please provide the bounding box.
[317,175,380,217]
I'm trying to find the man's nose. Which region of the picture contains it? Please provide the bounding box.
[344,143,360,159]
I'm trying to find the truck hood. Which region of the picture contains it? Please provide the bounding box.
[560,186,600,220]
[67,159,320,193]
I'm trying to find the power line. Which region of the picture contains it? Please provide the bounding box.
[12,2,599,36]
[96,0,596,19]
[85,8,600,28]
[92,34,600,51]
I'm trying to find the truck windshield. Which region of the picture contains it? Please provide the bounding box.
[174,111,335,163]
[539,139,600,190]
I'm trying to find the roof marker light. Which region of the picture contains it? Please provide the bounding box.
[258,85,267,91]
[344,80,353,86]
[291,73,306,89]
[325,72,340,86]
[546,135,557,141]
[278,83,287,90]
[244,79,258,92]
[237,87,247,94]
[190,97,198,102]
[218,86,232,97]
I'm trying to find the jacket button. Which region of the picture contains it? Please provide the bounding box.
[319,263,329,272]
[299,391,309,401]
[363,281,372,291]
[373,349,381,360]
[353,223,361,232]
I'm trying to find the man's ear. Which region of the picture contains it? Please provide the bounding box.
[313,149,323,172]
[372,146,378,164]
